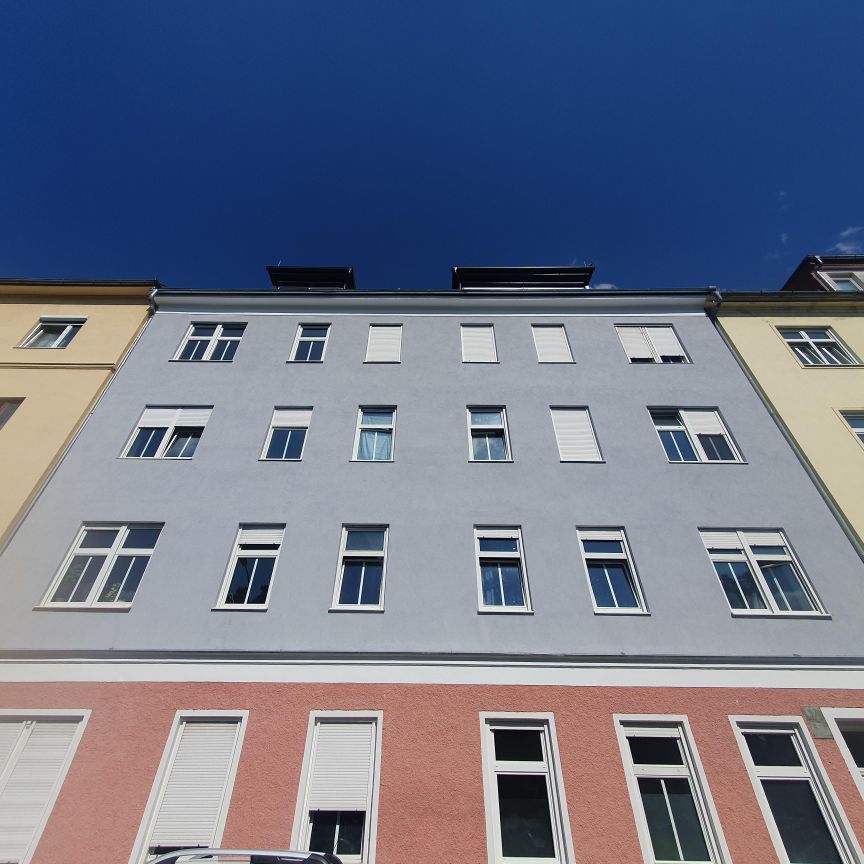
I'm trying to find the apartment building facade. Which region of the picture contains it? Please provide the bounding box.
[0,279,154,547]
[2,267,864,864]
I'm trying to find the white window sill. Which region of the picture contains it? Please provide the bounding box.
[468,459,514,464]
[258,457,303,462]
[462,361,500,364]
[559,459,605,464]
[329,606,385,613]
[34,605,131,612]
[350,459,395,464]
[729,611,831,620]
[478,608,533,615]
[592,608,650,616]
[286,359,324,364]
[363,361,401,364]
[211,605,269,612]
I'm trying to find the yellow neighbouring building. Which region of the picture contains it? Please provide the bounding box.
[0,279,155,547]
[715,255,864,555]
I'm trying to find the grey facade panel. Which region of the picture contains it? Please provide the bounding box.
[2,302,863,659]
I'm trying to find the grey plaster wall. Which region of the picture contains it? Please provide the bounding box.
[2,299,864,659]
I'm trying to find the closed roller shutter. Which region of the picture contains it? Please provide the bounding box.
[550,408,601,461]
[680,410,725,437]
[532,326,572,363]
[306,720,375,811]
[461,325,497,363]
[742,531,785,548]
[365,326,402,363]
[139,407,212,427]
[699,531,743,550]
[645,326,685,360]
[272,408,313,428]
[579,529,623,542]
[616,326,653,361]
[238,526,285,545]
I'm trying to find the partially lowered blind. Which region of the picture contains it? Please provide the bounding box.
[645,326,685,360]
[272,407,313,428]
[532,325,572,363]
[0,720,79,863]
[140,407,213,427]
[616,326,653,361]
[700,531,743,550]
[579,529,623,543]
[365,325,402,363]
[238,525,285,545]
[149,720,242,848]
[551,408,601,461]
[681,410,725,437]
[306,720,375,811]
[461,325,497,362]
[742,531,785,548]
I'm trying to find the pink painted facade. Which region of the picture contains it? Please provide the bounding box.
[3,680,864,864]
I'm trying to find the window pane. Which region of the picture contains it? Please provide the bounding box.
[494,729,543,762]
[471,411,503,425]
[345,530,385,552]
[497,774,556,858]
[306,340,324,362]
[244,557,274,604]
[210,339,237,362]
[760,561,814,612]
[665,777,710,861]
[582,540,623,554]
[191,324,217,337]
[301,326,328,339]
[762,779,843,864]
[267,427,306,460]
[359,562,383,605]
[361,410,393,426]
[127,427,166,458]
[500,563,525,606]
[714,561,767,610]
[841,729,864,768]
[660,429,697,462]
[698,433,735,461]
[309,811,337,854]
[123,527,161,549]
[225,557,257,604]
[335,812,365,856]
[28,325,65,347]
[605,562,639,608]
[295,341,313,362]
[163,427,202,458]
[51,556,102,603]
[744,732,801,767]
[220,324,246,338]
[472,434,491,461]
[628,736,683,766]
[588,564,615,608]
[98,555,147,603]
[750,546,786,556]
[358,429,387,461]
[179,338,209,361]
[481,563,503,606]
[80,529,119,549]
[486,433,507,460]
[339,561,364,605]
[479,538,518,553]
[69,556,105,602]
[117,556,148,603]
[639,777,679,861]
[56,325,81,347]
[373,430,392,461]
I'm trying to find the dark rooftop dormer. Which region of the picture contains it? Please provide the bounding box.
[451,265,595,291]
[781,255,864,293]
[267,266,355,291]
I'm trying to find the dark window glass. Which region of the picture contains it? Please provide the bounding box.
[220,324,246,339]
[762,779,842,864]
[628,736,683,766]
[744,732,801,767]
[123,527,161,549]
[588,562,638,608]
[127,427,166,457]
[97,555,148,603]
[308,811,365,857]
[698,433,735,461]
[266,428,306,460]
[841,728,864,768]
[479,538,519,553]
[51,555,104,602]
[472,430,507,460]
[639,777,710,861]
[582,540,623,554]
[639,777,678,860]
[481,561,524,607]
[225,557,275,605]
[714,561,767,610]
[339,561,383,605]
[345,530,385,552]
[493,729,543,762]
[301,326,329,339]
[210,339,237,362]
[760,561,814,612]
[80,529,119,549]
[163,427,202,458]
[659,429,698,462]
[497,774,555,858]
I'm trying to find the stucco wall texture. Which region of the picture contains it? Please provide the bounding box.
[4,681,864,864]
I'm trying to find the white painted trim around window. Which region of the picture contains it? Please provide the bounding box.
[19,317,87,349]
[822,708,864,803]
[351,407,396,463]
[289,323,331,362]
[331,525,388,612]
[474,526,531,614]
[213,524,285,611]
[467,406,513,462]
[576,528,649,615]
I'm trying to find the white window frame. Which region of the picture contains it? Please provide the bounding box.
[479,712,574,864]
[289,323,331,363]
[331,525,388,612]
[778,327,860,367]
[214,524,285,611]
[531,324,573,363]
[467,406,512,462]
[0,709,90,864]
[614,714,731,864]
[352,407,396,463]
[823,708,864,804]
[260,407,312,461]
[20,317,86,349]
[290,711,383,864]
[474,527,531,614]
[839,410,864,447]
[577,529,648,615]
[616,325,689,364]
[822,272,864,293]
[699,529,825,617]
[121,407,212,459]
[730,716,863,864]
[364,324,402,363]
[128,710,248,864]
[41,523,162,610]
[172,322,246,362]
[461,324,498,363]
[650,408,743,463]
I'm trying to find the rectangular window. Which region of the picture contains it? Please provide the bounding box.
[42,524,162,608]
[0,399,22,431]
[293,714,381,864]
[461,324,498,362]
[365,325,402,363]
[290,324,330,362]
[261,407,312,460]
[577,529,646,613]
[700,530,823,616]
[0,713,88,864]
[550,408,601,461]
[333,527,387,610]
[480,715,571,864]
[122,407,212,459]
[132,713,246,863]
[841,411,864,444]
[617,718,728,863]
[532,325,573,363]
[21,318,84,349]
[780,327,859,366]
[468,407,511,461]
[353,408,395,462]
[733,719,859,864]
[827,273,864,293]
[174,322,246,361]
[216,525,284,609]
[650,409,741,463]
[475,527,530,612]
[616,325,688,363]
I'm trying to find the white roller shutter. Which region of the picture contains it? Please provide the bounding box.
[680,410,725,437]
[461,325,497,362]
[139,407,180,427]
[615,326,653,361]
[238,525,285,545]
[0,720,79,863]
[176,407,212,426]
[699,531,743,550]
[742,531,785,548]
[550,408,601,461]
[139,407,212,427]
[365,325,402,363]
[306,721,375,811]
[645,326,685,360]
[579,529,623,543]
[272,408,313,428]
[532,325,572,363]
[149,720,241,848]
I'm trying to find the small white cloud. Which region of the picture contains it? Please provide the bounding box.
[780,232,788,245]
[828,226,864,254]
[839,226,863,239]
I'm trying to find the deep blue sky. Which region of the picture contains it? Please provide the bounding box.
[1,2,862,291]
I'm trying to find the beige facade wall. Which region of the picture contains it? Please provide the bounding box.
[0,287,151,545]
[718,303,864,547]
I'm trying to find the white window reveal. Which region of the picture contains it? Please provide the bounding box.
[43,524,162,608]
[0,714,87,864]
[468,407,511,461]
[650,409,741,463]
[333,527,388,610]
[290,325,330,362]
[123,407,212,459]
[21,318,84,349]
[700,530,823,616]
[475,528,530,612]
[480,716,572,864]
[217,525,284,608]
[174,323,246,362]
[617,719,729,863]
[733,720,860,864]
[294,715,381,864]
[365,325,402,363]
[779,328,859,366]
[461,324,498,363]
[353,408,395,462]
[262,407,312,461]
[841,411,864,445]
[616,325,688,364]
[577,529,646,613]
[532,325,573,363]
[550,408,601,461]
[133,714,246,863]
